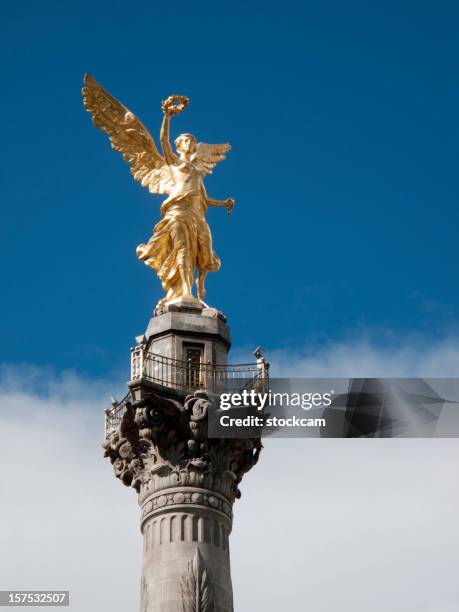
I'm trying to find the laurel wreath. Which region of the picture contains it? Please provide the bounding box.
[161,95,189,115]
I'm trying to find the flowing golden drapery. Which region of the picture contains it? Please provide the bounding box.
[136,191,221,302]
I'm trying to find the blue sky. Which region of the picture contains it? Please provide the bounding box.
[1,0,458,378]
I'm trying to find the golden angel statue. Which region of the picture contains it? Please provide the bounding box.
[82,75,234,309]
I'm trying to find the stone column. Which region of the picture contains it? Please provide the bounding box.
[103,307,262,612]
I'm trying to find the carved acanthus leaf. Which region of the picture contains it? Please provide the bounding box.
[181,548,211,612]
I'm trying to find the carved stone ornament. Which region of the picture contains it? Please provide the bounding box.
[103,390,262,504]
[181,548,212,612]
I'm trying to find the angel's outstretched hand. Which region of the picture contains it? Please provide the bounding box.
[226,198,235,215]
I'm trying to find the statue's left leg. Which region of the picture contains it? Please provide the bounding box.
[196,268,207,302]
[196,220,220,302]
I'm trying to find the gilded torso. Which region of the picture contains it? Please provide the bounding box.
[164,161,207,217]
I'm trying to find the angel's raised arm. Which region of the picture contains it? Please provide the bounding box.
[159,96,189,165]
[160,112,177,165]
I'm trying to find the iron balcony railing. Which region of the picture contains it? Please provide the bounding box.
[132,349,268,393]
[104,394,130,439]
[104,346,269,438]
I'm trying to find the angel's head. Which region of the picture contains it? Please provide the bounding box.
[175,133,197,156]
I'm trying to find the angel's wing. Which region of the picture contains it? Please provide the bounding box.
[192,142,231,175]
[82,74,173,195]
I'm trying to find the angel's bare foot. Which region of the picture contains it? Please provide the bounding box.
[157,288,177,307]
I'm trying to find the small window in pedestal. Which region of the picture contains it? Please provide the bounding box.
[184,344,204,389]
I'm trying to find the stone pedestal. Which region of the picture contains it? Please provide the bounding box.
[144,307,231,368]
[104,308,263,612]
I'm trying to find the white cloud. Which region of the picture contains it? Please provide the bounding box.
[232,437,459,612]
[0,371,140,612]
[0,342,459,611]
[265,335,459,377]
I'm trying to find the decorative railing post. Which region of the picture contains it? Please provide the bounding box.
[131,338,146,381]
[254,346,269,383]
